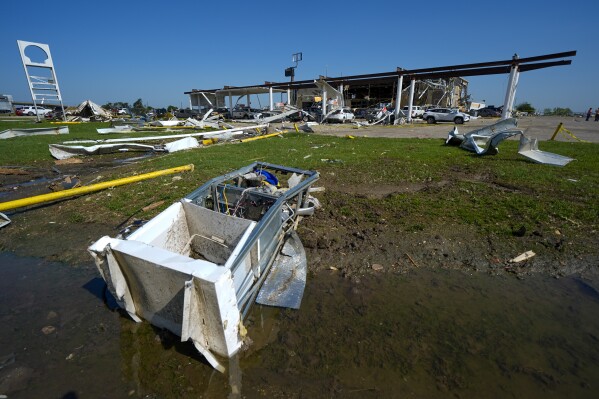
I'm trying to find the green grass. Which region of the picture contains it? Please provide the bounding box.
[1,119,598,236]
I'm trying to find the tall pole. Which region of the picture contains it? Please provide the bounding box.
[394,75,404,124]
[502,54,519,120]
[407,78,416,123]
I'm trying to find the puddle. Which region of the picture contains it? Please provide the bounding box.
[1,253,599,398]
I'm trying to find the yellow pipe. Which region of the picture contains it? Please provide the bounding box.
[0,164,194,212]
[240,131,286,143]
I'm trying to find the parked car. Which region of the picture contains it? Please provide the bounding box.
[16,106,53,116]
[402,105,424,118]
[327,108,355,123]
[174,108,201,118]
[231,107,262,119]
[477,108,501,117]
[422,108,470,124]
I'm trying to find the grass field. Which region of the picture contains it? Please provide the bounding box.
[1,119,597,269]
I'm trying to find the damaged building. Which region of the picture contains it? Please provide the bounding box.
[185,51,576,123]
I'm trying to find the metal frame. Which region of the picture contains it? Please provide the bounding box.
[16,40,66,122]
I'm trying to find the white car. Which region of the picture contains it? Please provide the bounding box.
[327,108,355,123]
[422,108,470,124]
[402,105,424,118]
[18,106,53,116]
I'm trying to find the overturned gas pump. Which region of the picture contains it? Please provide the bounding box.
[89,162,321,372]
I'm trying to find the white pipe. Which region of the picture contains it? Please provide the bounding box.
[322,88,327,116]
[394,75,403,123]
[287,88,291,105]
[508,71,520,112]
[502,65,518,120]
[407,78,416,123]
[269,86,273,111]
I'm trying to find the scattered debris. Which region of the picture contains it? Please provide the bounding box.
[446,118,574,166]
[88,162,321,372]
[49,143,164,160]
[0,126,69,140]
[48,175,81,192]
[509,250,536,263]
[371,263,384,271]
[73,100,112,121]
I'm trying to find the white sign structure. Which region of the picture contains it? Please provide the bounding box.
[16,40,66,121]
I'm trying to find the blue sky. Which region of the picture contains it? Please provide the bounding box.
[1,1,597,112]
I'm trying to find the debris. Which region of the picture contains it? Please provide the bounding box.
[321,159,344,163]
[48,175,81,192]
[240,131,284,143]
[88,162,321,372]
[509,250,536,263]
[97,125,135,134]
[446,118,574,166]
[41,325,56,335]
[518,135,574,166]
[371,263,384,271]
[0,164,194,213]
[49,143,163,160]
[164,137,200,153]
[346,135,355,139]
[65,353,74,361]
[0,126,69,140]
[550,122,588,142]
[73,100,112,121]
[406,253,418,267]
[142,201,165,212]
[0,213,10,229]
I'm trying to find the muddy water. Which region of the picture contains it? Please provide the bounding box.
[1,253,599,398]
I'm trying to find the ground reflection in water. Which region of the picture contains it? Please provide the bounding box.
[1,252,598,398]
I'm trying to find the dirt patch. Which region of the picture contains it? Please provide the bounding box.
[0,153,596,279]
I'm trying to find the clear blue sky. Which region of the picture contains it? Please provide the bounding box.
[1,1,597,112]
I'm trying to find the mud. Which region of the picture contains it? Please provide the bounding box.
[2,252,599,398]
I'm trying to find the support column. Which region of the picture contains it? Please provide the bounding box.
[339,84,344,107]
[246,94,250,108]
[407,78,416,123]
[502,55,519,120]
[269,86,273,111]
[322,88,327,117]
[508,71,520,113]
[287,88,291,105]
[228,92,233,118]
[394,75,404,124]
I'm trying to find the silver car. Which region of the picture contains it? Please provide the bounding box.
[422,108,470,124]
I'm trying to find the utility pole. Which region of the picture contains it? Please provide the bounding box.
[285,52,302,106]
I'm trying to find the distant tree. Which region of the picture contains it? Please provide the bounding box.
[516,102,535,114]
[542,107,572,116]
[553,107,572,116]
[102,102,114,110]
[167,105,177,112]
[132,98,146,115]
